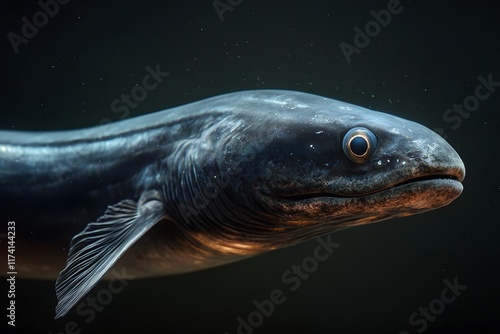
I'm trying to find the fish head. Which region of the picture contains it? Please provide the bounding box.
[181,90,465,250]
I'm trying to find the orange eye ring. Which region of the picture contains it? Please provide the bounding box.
[342,127,378,163]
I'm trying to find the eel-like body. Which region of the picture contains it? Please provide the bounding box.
[0,90,465,318]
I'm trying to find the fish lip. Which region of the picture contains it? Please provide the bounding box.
[386,173,461,190]
[276,171,464,201]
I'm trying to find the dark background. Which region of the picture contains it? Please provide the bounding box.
[1,0,499,333]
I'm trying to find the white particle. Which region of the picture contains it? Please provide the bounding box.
[377,160,382,165]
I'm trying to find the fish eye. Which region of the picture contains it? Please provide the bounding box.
[342,127,378,163]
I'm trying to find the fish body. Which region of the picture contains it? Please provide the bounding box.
[0,90,465,318]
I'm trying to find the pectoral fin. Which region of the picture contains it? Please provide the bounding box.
[54,192,166,319]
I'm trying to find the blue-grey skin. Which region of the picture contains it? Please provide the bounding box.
[0,90,465,318]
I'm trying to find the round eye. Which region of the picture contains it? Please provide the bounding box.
[342,127,378,163]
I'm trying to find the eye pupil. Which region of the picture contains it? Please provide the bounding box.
[342,127,378,163]
[350,136,368,156]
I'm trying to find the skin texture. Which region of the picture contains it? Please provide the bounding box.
[0,90,465,282]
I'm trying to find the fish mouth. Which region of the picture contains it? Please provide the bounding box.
[277,173,463,201]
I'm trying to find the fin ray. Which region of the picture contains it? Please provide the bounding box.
[54,197,165,318]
